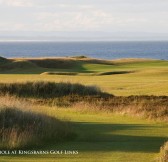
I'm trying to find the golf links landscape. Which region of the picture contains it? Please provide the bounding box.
[0,56,168,162]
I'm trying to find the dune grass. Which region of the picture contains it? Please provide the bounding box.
[0,96,75,149]
[159,142,168,162]
[70,96,168,121]
[0,108,74,149]
[0,81,106,98]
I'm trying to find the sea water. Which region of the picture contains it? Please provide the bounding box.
[0,41,168,60]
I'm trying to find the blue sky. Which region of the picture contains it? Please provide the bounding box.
[0,0,168,40]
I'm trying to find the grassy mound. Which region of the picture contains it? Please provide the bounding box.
[0,56,10,64]
[0,81,108,98]
[0,60,38,70]
[0,107,74,149]
[29,58,77,69]
[159,142,168,162]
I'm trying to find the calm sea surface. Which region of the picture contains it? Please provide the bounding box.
[0,41,168,60]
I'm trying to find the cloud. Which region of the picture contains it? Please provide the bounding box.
[0,0,168,33]
[35,9,115,31]
[1,0,33,7]
[35,8,151,31]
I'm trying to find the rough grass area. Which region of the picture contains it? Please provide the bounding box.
[0,81,107,98]
[0,81,168,121]
[159,142,168,162]
[36,95,168,121]
[67,95,168,121]
[0,96,75,149]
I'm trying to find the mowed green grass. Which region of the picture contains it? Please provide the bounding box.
[0,108,168,162]
[0,59,168,95]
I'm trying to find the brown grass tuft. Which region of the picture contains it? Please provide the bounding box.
[159,142,168,162]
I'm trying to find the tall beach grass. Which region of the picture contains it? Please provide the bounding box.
[159,142,168,162]
[0,81,107,98]
[0,95,75,149]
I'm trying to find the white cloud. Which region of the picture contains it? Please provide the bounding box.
[2,0,33,7]
[36,9,113,31]
[35,9,151,31]
[0,0,168,33]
